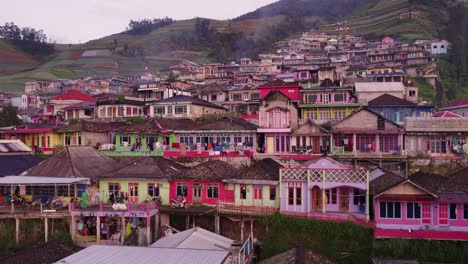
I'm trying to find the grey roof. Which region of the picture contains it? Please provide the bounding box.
[100,157,188,179]
[405,117,468,132]
[151,227,234,250]
[354,82,405,92]
[23,146,122,183]
[55,245,229,264]
[151,95,227,110]
[0,155,43,177]
[0,140,31,153]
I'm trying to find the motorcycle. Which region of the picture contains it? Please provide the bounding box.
[170,197,187,208]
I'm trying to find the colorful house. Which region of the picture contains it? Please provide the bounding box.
[257,82,302,154]
[331,108,404,157]
[95,99,145,119]
[299,79,362,124]
[99,157,188,206]
[221,158,282,215]
[1,124,63,153]
[169,160,240,206]
[55,120,126,148]
[43,90,96,124]
[372,168,468,241]
[148,95,227,119]
[280,157,369,222]
[404,117,468,158]
[368,94,434,125]
[291,120,330,154]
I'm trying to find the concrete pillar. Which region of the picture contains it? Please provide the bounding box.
[365,171,370,221]
[15,217,19,245]
[214,215,220,234]
[192,215,196,228]
[146,216,151,245]
[154,214,160,241]
[185,215,190,230]
[96,216,101,243]
[250,218,253,240]
[121,217,125,245]
[353,134,357,156]
[44,216,48,243]
[321,170,326,214]
[70,216,76,240]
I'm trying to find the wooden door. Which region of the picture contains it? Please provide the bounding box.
[267,137,274,154]
[311,186,322,210]
[339,188,349,211]
[422,203,432,225]
[193,183,202,204]
[312,137,320,153]
[438,203,448,226]
[128,183,139,203]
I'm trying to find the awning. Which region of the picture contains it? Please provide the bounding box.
[0,176,90,185]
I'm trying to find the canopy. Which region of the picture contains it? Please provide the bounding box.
[0,176,90,185]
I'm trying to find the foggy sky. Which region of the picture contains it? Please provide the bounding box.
[0,0,277,44]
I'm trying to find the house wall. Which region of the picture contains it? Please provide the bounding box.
[169,180,227,206]
[20,132,61,151]
[333,110,400,132]
[259,92,298,129]
[280,182,308,213]
[96,104,144,119]
[368,106,434,124]
[99,179,170,205]
[232,183,279,208]
[443,106,468,118]
[357,91,404,104]
[114,133,174,152]
[59,132,110,147]
[374,199,468,232]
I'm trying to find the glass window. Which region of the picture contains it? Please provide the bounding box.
[108,183,120,198]
[326,188,337,204]
[464,204,468,220]
[269,186,276,201]
[334,93,345,102]
[207,184,219,198]
[120,134,130,146]
[407,202,421,219]
[251,93,260,101]
[296,187,302,205]
[148,183,160,197]
[154,106,165,115]
[380,201,402,218]
[254,185,263,200]
[176,182,188,197]
[240,185,247,200]
[175,105,187,115]
[450,203,457,220]
[288,187,294,205]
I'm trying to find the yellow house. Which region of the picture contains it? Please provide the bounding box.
[2,124,62,153]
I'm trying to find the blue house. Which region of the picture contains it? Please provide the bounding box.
[367,94,434,125]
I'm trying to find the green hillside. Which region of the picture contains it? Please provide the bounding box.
[0,39,38,77]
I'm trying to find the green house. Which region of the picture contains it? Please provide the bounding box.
[111,118,177,155]
[98,157,188,205]
[223,158,282,210]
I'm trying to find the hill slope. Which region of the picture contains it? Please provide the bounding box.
[0,39,39,76]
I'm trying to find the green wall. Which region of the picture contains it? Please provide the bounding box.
[233,183,279,208]
[99,179,170,205]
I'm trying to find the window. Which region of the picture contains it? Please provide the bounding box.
[407,202,421,219]
[133,108,138,115]
[244,93,249,100]
[108,183,120,198]
[240,185,247,199]
[154,106,165,115]
[380,201,401,218]
[148,183,160,197]
[306,110,318,120]
[65,135,71,146]
[175,105,187,115]
[320,110,331,121]
[321,93,330,104]
[167,106,173,115]
[353,189,365,205]
[288,187,294,205]
[377,116,385,130]
[120,134,130,146]
[118,107,124,117]
[269,186,276,200]
[325,188,337,204]
[464,204,468,220]
[126,107,131,115]
[379,135,399,152]
[296,187,302,205]
[450,204,457,220]
[306,94,317,104]
[334,108,346,120]
[176,182,188,197]
[254,185,263,200]
[211,94,217,101]
[251,93,260,101]
[99,107,106,117]
[47,136,50,148]
[409,90,416,97]
[231,93,242,101]
[207,184,219,198]
[334,92,345,102]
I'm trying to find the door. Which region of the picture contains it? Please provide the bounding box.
[438,203,448,226]
[128,183,139,203]
[422,203,432,224]
[312,137,320,153]
[193,183,202,204]
[267,137,274,154]
[311,186,322,210]
[339,188,349,211]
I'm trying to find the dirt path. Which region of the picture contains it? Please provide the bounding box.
[0,241,83,264]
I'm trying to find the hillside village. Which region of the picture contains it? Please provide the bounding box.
[0,29,467,263]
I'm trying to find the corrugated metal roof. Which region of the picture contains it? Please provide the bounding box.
[55,245,229,264]
[150,227,234,250]
[354,82,405,92]
[405,117,468,132]
[0,176,90,185]
[0,140,31,153]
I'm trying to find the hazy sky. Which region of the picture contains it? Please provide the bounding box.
[0,0,277,44]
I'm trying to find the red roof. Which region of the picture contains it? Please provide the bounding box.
[432,111,462,118]
[445,98,468,108]
[50,90,96,102]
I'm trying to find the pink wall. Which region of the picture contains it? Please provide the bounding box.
[169,180,227,205]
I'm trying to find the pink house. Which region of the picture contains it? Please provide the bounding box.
[169,160,240,206]
[257,82,302,101]
[280,157,370,223]
[372,168,468,241]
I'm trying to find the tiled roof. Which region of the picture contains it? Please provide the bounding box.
[444,98,468,108]
[368,94,416,106]
[432,111,462,118]
[235,158,283,181]
[193,117,258,131]
[62,101,95,110]
[101,157,187,179]
[114,118,168,134]
[172,160,240,181]
[151,95,226,110]
[405,117,468,132]
[155,118,197,130]
[55,120,127,133]
[369,169,406,195]
[49,90,96,102]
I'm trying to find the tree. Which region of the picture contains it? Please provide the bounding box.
[453,35,466,82]
[0,104,20,127]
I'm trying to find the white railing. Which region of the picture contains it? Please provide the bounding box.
[236,234,254,264]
